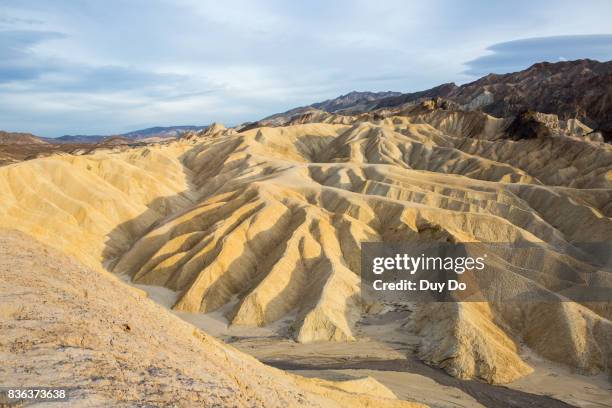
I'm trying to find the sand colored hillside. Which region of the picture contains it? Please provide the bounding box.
[0,229,425,407]
[117,122,610,383]
[0,144,197,270]
[1,114,611,385]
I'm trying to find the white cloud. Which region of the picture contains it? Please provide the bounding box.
[0,0,611,136]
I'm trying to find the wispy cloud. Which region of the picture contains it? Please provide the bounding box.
[464,34,612,76]
[0,30,67,82]
[1,0,611,136]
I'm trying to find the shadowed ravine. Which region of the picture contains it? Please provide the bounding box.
[265,359,577,408]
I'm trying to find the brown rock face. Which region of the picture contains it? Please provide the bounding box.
[262,59,612,142]
[371,83,459,110]
[0,130,47,144]
[504,110,553,140]
[448,59,612,139]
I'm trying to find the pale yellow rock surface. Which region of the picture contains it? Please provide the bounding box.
[0,145,196,270]
[0,114,610,386]
[0,229,425,407]
[411,302,534,383]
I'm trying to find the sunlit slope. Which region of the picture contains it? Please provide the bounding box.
[0,145,196,270]
[1,118,610,384]
[0,229,424,408]
[114,122,611,383]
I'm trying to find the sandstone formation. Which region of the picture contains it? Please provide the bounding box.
[0,229,424,407]
[1,105,610,386]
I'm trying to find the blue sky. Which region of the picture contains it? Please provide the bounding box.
[1,0,611,136]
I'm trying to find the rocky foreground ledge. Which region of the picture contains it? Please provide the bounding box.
[0,229,425,407]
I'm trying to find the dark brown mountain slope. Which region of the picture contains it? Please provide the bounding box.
[260,59,612,141]
[445,59,612,138]
[0,130,47,145]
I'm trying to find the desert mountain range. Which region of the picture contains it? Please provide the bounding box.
[260,59,612,142]
[1,59,611,407]
[52,126,208,143]
[0,126,207,145]
[0,127,206,166]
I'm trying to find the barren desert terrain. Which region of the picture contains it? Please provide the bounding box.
[1,93,611,406]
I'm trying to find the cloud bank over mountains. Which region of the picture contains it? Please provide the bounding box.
[464,34,612,76]
[1,0,611,136]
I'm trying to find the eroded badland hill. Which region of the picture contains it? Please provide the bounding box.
[1,60,611,407]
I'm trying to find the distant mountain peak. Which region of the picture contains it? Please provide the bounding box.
[0,130,47,145]
[51,125,209,144]
[258,59,612,141]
